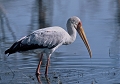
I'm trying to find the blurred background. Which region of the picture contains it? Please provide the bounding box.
[0,0,120,84]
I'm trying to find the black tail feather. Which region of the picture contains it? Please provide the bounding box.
[4,41,21,55]
[5,49,10,56]
[5,49,10,54]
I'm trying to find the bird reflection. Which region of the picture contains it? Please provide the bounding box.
[36,74,42,84]
[45,75,50,84]
[36,74,50,84]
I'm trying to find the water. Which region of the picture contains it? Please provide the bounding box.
[0,0,120,84]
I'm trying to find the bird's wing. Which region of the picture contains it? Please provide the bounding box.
[5,27,65,54]
[21,27,65,49]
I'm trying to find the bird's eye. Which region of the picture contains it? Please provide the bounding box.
[71,20,76,24]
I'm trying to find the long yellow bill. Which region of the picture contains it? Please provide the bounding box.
[77,25,92,58]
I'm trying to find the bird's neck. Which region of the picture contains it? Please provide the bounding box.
[66,23,77,44]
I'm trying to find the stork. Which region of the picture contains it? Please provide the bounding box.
[5,16,92,75]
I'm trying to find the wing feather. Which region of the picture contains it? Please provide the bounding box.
[24,28,64,49]
[5,27,66,55]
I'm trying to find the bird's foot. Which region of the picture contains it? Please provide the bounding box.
[36,72,41,76]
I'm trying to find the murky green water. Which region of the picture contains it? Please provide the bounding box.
[0,0,120,84]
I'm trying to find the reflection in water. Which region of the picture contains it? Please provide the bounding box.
[109,0,120,59]
[38,0,53,28]
[36,75,42,84]
[109,0,120,68]
[0,5,16,41]
[31,0,53,29]
[28,0,53,34]
[36,75,51,84]
[0,4,16,59]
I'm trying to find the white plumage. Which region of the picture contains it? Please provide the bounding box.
[5,16,92,75]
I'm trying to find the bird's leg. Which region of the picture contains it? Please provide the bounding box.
[45,56,50,75]
[36,53,43,75]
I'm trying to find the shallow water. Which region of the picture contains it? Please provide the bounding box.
[0,0,120,84]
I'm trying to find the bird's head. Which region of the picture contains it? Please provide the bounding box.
[70,16,92,58]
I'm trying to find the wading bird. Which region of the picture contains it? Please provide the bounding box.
[5,16,92,75]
